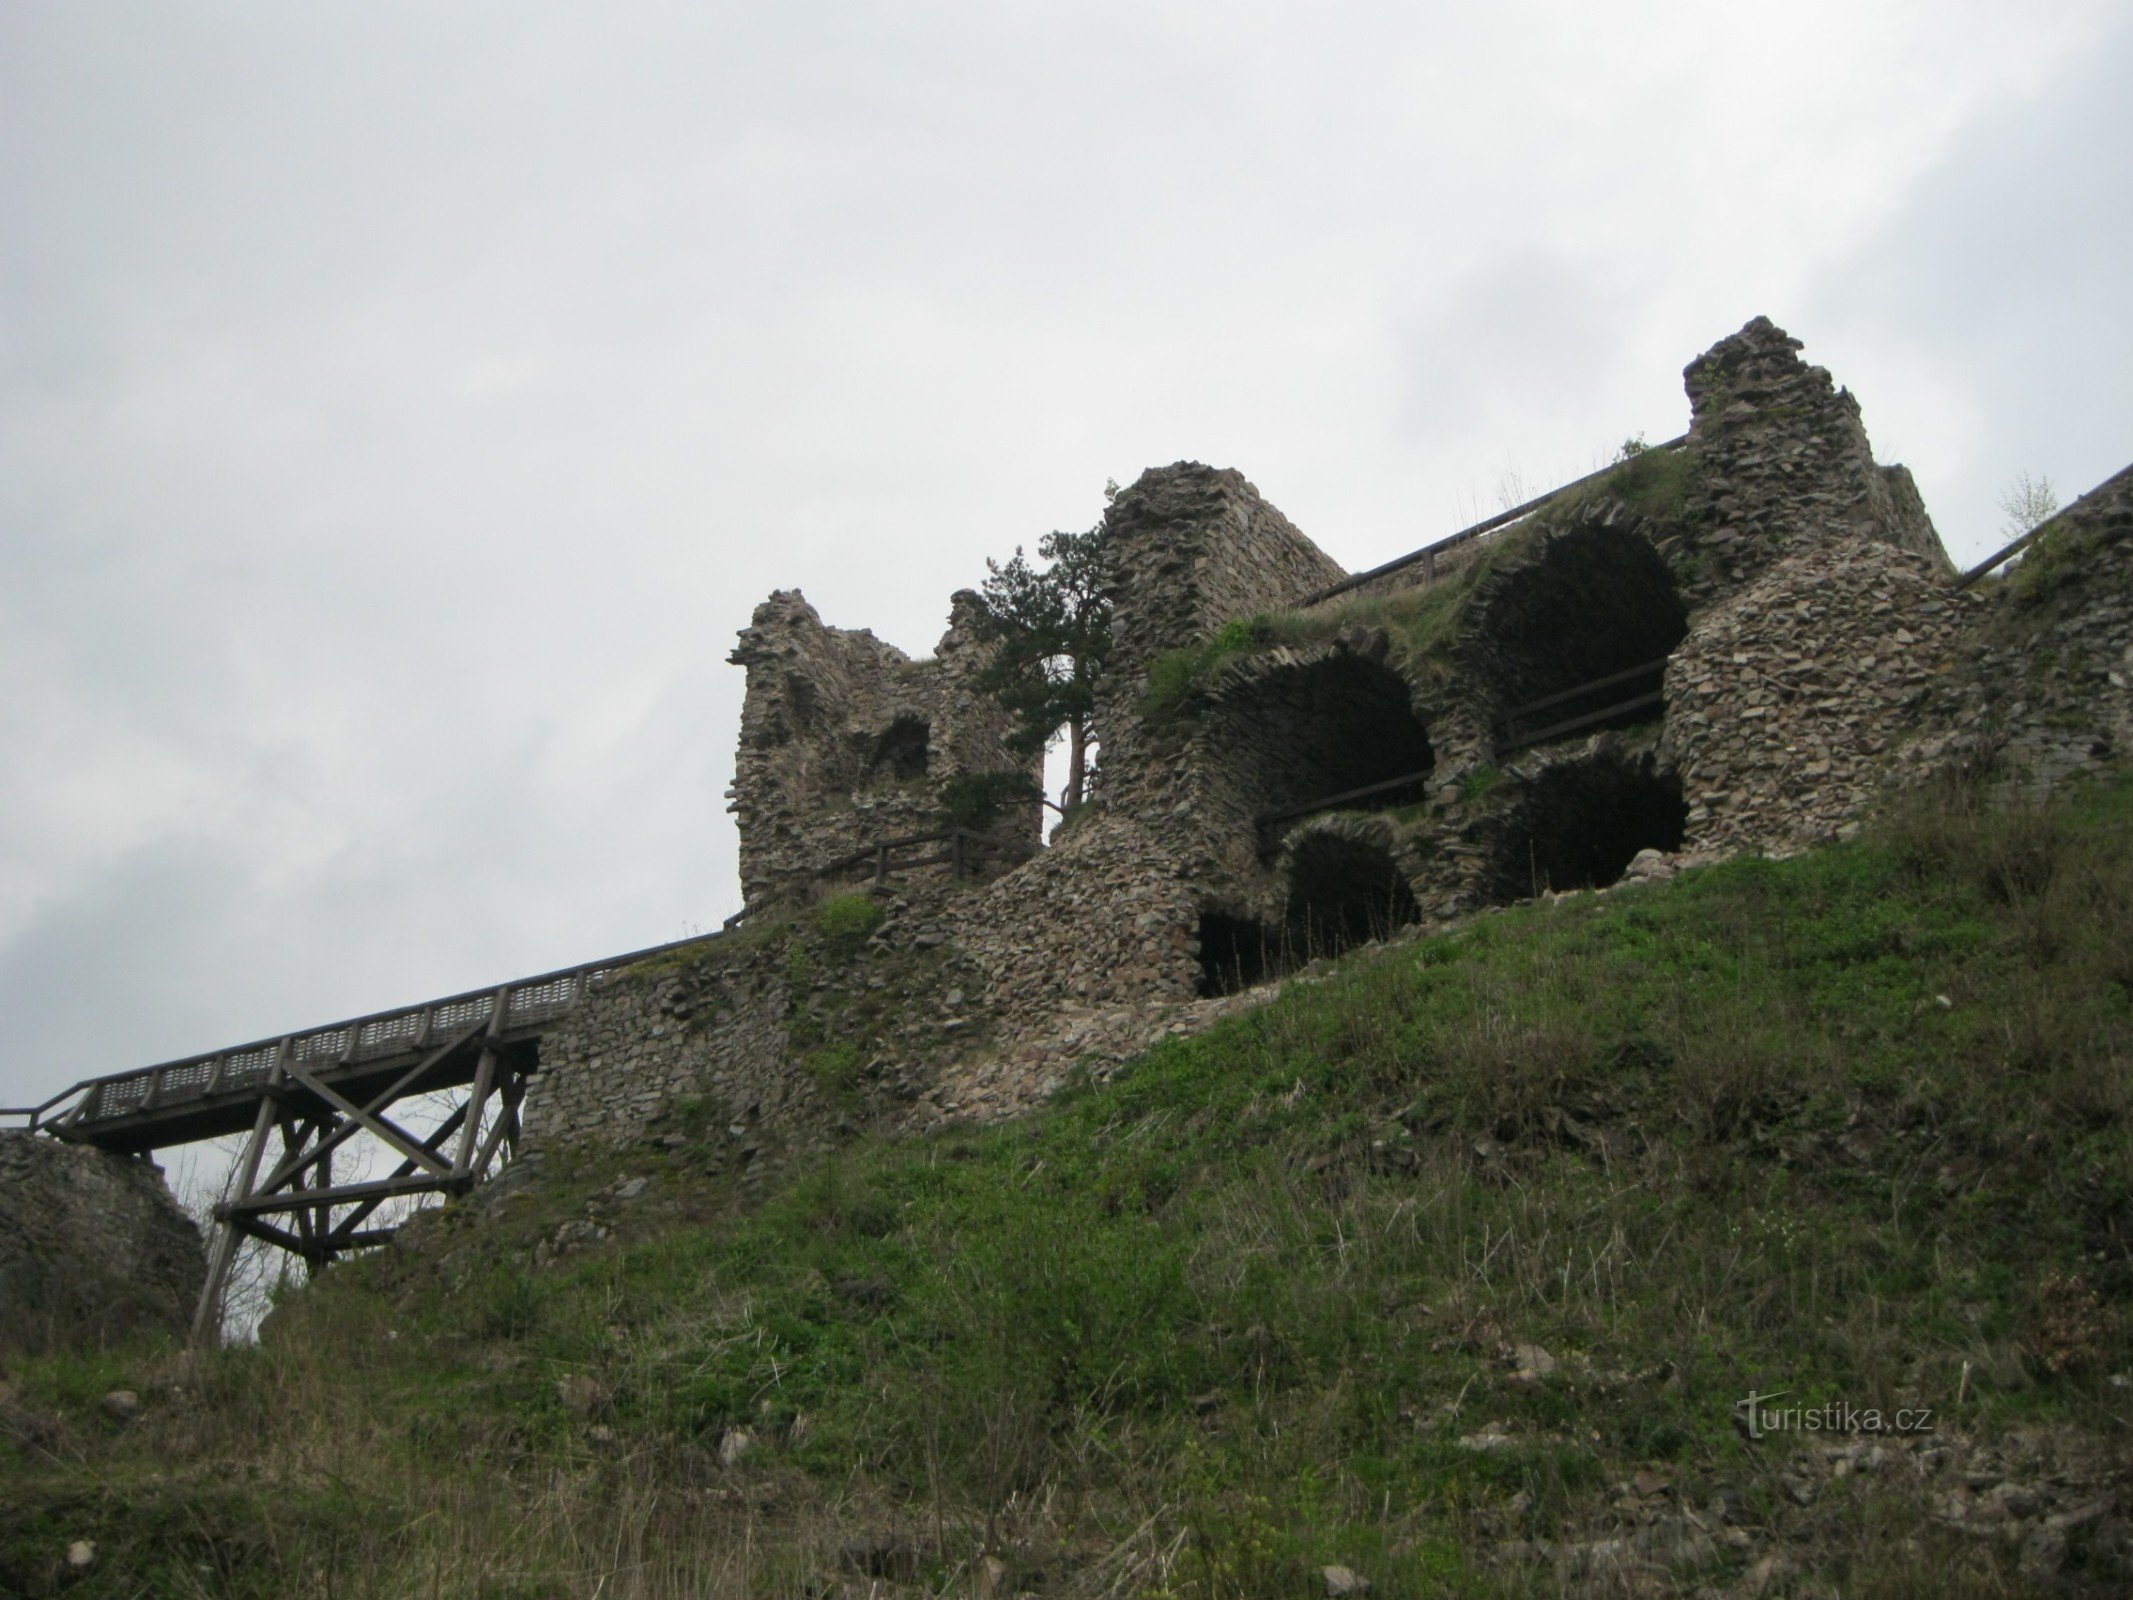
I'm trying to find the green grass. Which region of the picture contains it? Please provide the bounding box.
[6,772,2132,1596]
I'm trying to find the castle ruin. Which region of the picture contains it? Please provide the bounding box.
[515,315,2133,1160]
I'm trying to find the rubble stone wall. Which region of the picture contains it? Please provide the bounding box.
[727,590,1039,906]
[1661,542,1979,857]
[1097,464,1346,811]
[960,813,1201,1021]
[1669,316,1950,613]
[522,952,801,1152]
[0,1132,205,1353]
[1905,463,2133,801]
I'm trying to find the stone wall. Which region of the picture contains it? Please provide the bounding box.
[726,590,1039,905]
[1096,464,1346,809]
[960,812,1201,1021]
[521,946,802,1152]
[0,1132,205,1353]
[1902,462,2133,801]
[1661,541,1978,858]
[1670,316,1950,611]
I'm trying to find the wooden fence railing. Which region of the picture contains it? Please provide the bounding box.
[11,924,744,1139]
[1494,657,1669,756]
[810,826,1038,886]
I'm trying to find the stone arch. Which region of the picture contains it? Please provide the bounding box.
[1468,523,1688,745]
[1478,749,1686,903]
[1203,653,1435,840]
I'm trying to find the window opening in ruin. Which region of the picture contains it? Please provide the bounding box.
[1483,755,1686,902]
[1196,910,1275,998]
[1479,525,1688,754]
[865,715,931,782]
[1219,656,1436,848]
[1283,833,1421,963]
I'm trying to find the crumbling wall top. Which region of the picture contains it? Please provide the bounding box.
[727,589,1038,905]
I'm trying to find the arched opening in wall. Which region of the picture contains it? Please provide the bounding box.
[1284,832,1421,962]
[1213,656,1435,843]
[1482,754,1687,903]
[865,715,931,782]
[1196,910,1274,998]
[1479,525,1688,753]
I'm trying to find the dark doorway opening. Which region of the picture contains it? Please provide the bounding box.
[1214,655,1435,843]
[1477,525,1688,750]
[866,715,931,782]
[1483,755,1687,902]
[1285,833,1421,961]
[1196,911,1275,998]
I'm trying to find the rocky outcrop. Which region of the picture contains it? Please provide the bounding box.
[0,1132,205,1353]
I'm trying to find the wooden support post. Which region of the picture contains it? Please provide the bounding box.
[190,1041,288,1346]
[876,843,890,884]
[454,988,508,1180]
[311,1135,332,1269]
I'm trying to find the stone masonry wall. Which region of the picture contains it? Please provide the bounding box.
[1900,462,2133,801]
[726,590,1039,905]
[960,813,1201,1023]
[1097,464,1346,812]
[521,952,801,1153]
[1670,316,1950,612]
[0,1132,205,1353]
[1660,541,1978,858]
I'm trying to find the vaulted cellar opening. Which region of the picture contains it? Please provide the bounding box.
[1194,830,1423,998]
[1474,524,1688,750]
[1481,752,1687,903]
[1284,832,1421,961]
[1210,655,1435,840]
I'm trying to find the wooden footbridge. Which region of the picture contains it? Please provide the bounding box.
[1,825,1037,1341]
[6,927,735,1339]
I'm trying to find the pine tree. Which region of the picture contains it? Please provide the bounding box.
[970,518,1113,813]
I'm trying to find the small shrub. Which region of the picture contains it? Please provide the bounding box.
[1139,618,1263,719]
[1461,764,1500,804]
[806,1041,863,1095]
[811,892,883,951]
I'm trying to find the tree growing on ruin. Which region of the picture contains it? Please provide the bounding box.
[970,515,1113,813]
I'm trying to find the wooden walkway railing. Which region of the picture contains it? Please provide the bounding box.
[1299,435,1689,609]
[1494,657,1670,756]
[8,826,1034,1149]
[9,925,740,1147]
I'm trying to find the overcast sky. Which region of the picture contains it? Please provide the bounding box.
[3,1,2128,1111]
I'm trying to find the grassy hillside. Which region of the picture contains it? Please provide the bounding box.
[4,774,2131,1598]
